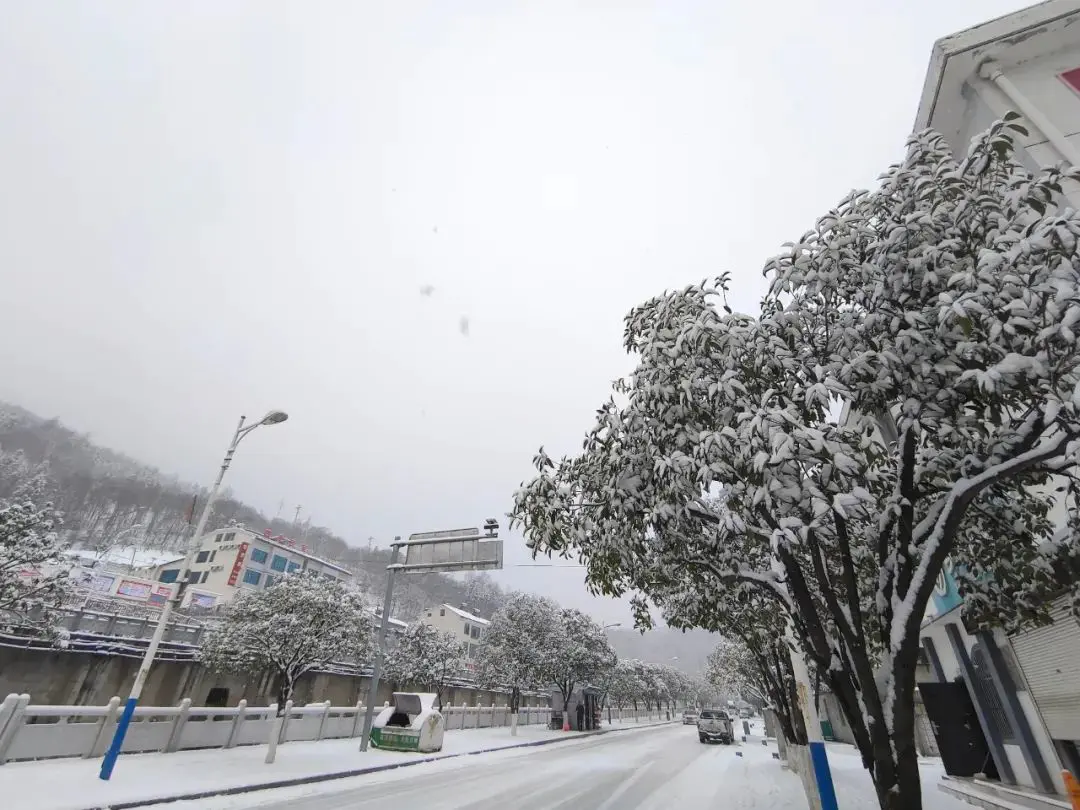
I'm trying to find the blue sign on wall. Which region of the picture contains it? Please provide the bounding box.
[931,558,964,616]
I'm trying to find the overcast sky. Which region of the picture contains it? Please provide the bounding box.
[0,1,1032,624]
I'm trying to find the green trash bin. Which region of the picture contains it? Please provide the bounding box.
[820,719,836,741]
[371,693,445,753]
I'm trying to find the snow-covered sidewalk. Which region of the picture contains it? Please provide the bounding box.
[1,719,670,810]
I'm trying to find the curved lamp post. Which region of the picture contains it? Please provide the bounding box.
[99,411,288,780]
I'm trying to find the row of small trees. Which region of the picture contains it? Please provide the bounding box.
[180,573,694,722]
[474,593,708,727]
[202,584,703,726]
[509,118,1080,810]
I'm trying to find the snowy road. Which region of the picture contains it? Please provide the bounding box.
[183,724,809,810]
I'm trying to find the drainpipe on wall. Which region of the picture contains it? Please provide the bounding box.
[979,60,1080,169]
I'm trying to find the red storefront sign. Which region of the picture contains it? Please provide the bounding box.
[228,542,250,586]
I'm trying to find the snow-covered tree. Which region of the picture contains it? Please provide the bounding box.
[657,572,807,743]
[0,500,70,624]
[631,661,670,712]
[512,118,1080,810]
[606,658,646,709]
[547,608,615,722]
[383,622,465,710]
[3,462,57,508]
[475,593,561,733]
[707,637,767,703]
[706,637,806,745]
[0,450,30,502]
[200,572,374,706]
[685,676,719,709]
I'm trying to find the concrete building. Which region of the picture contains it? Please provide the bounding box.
[914,0,1080,204]
[418,604,489,667]
[918,567,1071,804]
[910,5,1080,807]
[143,527,354,608]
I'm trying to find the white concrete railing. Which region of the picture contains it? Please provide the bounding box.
[0,694,556,764]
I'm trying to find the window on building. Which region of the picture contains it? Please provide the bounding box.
[159,569,179,583]
[200,571,210,584]
[242,569,262,586]
[439,608,445,617]
[287,562,301,573]
[187,571,200,584]
[215,532,224,542]
[265,575,276,588]
[196,551,210,564]
[224,532,236,542]
[471,626,481,639]
[468,643,478,658]
[209,550,217,563]
[250,548,268,564]
[463,623,471,636]
[270,555,288,572]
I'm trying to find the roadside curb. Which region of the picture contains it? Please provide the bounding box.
[86,719,677,809]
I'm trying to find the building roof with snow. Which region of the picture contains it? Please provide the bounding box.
[368,606,410,632]
[441,604,491,626]
[65,546,185,571]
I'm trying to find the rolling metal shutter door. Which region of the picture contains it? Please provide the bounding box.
[1009,598,1080,740]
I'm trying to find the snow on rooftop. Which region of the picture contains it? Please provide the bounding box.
[368,606,409,630]
[442,604,491,625]
[65,546,184,570]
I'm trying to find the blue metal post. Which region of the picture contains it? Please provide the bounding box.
[809,741,839,810]
[99,697,138,780]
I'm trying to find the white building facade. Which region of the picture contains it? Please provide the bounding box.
[145,527,354,608]
[419,604,489,669]
[914,0,1080,203]
[910,3,1080,801]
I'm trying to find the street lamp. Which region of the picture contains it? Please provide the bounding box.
[99,410,288,780]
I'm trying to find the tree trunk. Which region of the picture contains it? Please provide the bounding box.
[276,675,295,712]
[872,729,922,810]
[510,689,522,735]
[875,641,923,810]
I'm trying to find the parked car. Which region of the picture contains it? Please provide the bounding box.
[682,708,699,725]
[697,708,734,744]
[739,708,751,719]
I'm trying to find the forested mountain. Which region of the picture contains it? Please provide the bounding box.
[605,627,718,676]
[0,401,510,621]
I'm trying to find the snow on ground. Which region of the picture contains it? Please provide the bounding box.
[169,721,969,810]
[0,719,664,810]
[825,745,963,810]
